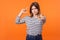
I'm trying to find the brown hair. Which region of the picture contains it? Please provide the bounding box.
[29,2,41,18]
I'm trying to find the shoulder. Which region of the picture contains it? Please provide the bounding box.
[42,16,46,19]
[25,16,29,18]
[23,16,30,19]
[39,14,46,20]
[40,14,46,17]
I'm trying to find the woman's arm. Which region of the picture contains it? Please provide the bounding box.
[42,16,46,24]
[40,14,46,24]
[16,16,26,24]
[15,8,27,24]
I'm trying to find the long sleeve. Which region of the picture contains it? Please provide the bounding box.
[15,16,26,24]
[41,16,46,24]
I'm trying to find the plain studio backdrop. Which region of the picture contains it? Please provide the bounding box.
[0,0,60,40]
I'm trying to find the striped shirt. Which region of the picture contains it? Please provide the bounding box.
[16,16,46,36]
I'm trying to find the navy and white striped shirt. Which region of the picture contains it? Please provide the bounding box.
[16,16,46,36]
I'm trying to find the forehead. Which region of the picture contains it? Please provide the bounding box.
[32,6,36,9]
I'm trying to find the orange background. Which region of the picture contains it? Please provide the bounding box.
[0,0,60,40]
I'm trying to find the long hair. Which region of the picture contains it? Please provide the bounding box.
[30,2,41,17]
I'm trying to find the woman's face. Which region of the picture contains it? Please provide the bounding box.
[31,6,38,15]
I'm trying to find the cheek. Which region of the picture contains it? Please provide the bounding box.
[31,10,34,13]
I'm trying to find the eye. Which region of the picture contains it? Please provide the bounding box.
[31,8,37,10]
[35,8,37,9]
[31,9,33,10]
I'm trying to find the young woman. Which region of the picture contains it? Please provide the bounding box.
[16,2,46,40]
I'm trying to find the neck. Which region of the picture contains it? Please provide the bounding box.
[33,14,38,18]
